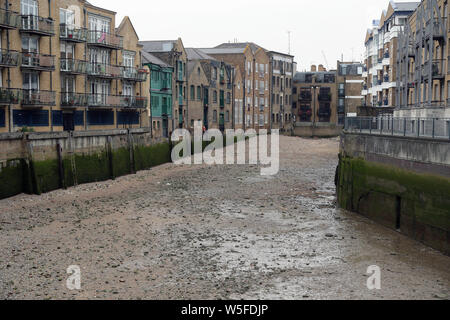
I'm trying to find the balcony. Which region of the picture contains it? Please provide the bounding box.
[21,89,56,106]
[383,75,390,83]
[87,30,123,50]
[422,59,444,79]
[0,8,20,29]
[0,88,21,105]
[87,94,123,108]
[299,91,312,101]
[59,24,87,43]
[318,93,332,102]
[21,52,55,71]
[87,62,123,79]
[122,67,148,82]
[219,76,225,84]
[20,15,54,36]
[61,92,87,107]
[428,17,446,39]
[0,49,20,67]
[121,96,148,109]
[60,59,87,74]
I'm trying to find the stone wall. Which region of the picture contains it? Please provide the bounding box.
[337,132,450,255]
[0,129,171,200]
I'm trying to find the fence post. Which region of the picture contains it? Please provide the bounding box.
[417,118,420,137]
[370,117,372,134]
[392,117,394,135]
[360,117,362,133]
[404,118,407,136]
[432,118,435,139]
[380,117,383,135]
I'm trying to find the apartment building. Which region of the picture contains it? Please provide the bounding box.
[292,65,339,136]
[139,38,188,130]
[186,48,233,132]
[362,1,419,111]
[0,0,149,133]
[336,61,364,122]
[268,51,294,132]
[201,43,271,131]
[396,0,450,119]
[142,51,173,138]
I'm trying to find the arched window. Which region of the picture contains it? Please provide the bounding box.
[213,90,218,104]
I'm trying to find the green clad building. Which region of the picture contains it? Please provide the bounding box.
[142,51,173,138]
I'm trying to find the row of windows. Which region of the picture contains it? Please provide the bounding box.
[10,110,139,127]
[272,94,292,105]
[272,76,292,89]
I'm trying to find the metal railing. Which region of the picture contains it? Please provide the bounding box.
[20,15,54,35]
[0,88,21,104]
[0,8,20,29]
[345,116,450,140]
[87,30,123,49]
[87,62,122,78]
[59,24,87,42]
[61,92,88,107]
[0,49,20,67]
[60,59,87,74]
[21,52,55,70]
[21,89,56,106]
[122,67,148,82]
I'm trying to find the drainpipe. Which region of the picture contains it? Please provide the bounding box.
[149,65,153,138]
[269,57,273,131]
[48,0,54,132]
[6,0,12,132]
[83,8,88,131]
[252,57,256,130]
[243,56,246,131]
[231,66,235,130]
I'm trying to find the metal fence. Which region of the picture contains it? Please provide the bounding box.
[345,117,450,140]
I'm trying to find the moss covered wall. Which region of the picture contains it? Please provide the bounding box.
[0,131,172,200]
[337,156,450,255]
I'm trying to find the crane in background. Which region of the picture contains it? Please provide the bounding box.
[321,51,330,71]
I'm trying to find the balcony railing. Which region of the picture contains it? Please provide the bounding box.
[431,59,444,78]
[21,89,56,106]
[384,75,390,82]
[59,24,87,42]
[345,116,450,140]
[0,8,20,29]
[87,94,123,108]
[21,52,55,71]
[299,91,312,101]
[60,59,87,74]
[61,92,87,107]
[87,30,123,49]
[318,93,331,101]
[121,96,148,109]
[87,62,123,78]
[0,49,20,67]
[20,15,54,36]
[0,88,21,104]
[429,17,446,39]
[122,67,148,82]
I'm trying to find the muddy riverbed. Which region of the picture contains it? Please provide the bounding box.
[0,136,448,300]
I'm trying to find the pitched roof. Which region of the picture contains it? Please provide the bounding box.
[141,51,171,68]
[139,40,177,53]
[117,16,140,42]
[392,1,420,12]
[186,48,217,61]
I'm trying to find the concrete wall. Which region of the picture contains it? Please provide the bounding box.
[337,132,450,255]
[0,129,171,200]
[293,123,343,138]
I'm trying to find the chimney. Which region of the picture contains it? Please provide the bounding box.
[318,64,326,72]
[311,65,317,72]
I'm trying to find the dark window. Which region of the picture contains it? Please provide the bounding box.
[0,108,5,127]
[13,110,49,127]
[190,85,195,100]
[118,111,139,125]
[74,111,84,126]
[87,110,114,126]
[52,111,63,126]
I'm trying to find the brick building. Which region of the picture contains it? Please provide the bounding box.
[292,65,340,136]
[201,43,271,131]
[0,0,149,133]
[139,38,188,130]
[336,61,364,122]
[186,48,234,132]
[268,51,294,132]
[362,1,419,111]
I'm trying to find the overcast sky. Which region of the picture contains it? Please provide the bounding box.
[89,0,415,71]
